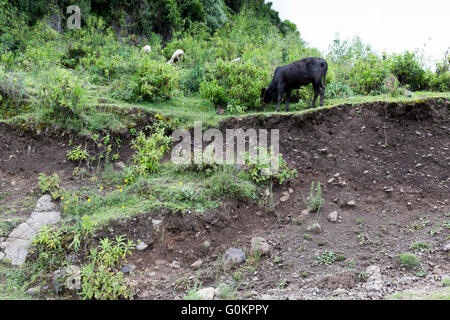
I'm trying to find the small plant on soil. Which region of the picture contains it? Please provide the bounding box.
[130,127,172,178]
[279,278,287,289]
[37,173,62,200]
[79,236,135,300]
[398,253,421,269]
[314,251,336,265]
[244,147,298,185]
[357,233,372,246]
[184,279,202,300]
[356,272,368,281]
[410,241,431,252]
[336,254,346,261]
[355,218,365,227]
[31,225,66,271]
[303,233,312,241]
[303,181,324,213]
[441,278,450,287]
[67,145,90,168]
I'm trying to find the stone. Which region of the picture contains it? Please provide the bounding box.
[250,237,271,256]
[190,259,203,270]
[170,260,181,268]
[308,223,322,234]
[224,248,246,267]
[114,161,126,170]
[280,192,289,202]
[347,200,356,207]
[121,264,136,274]
[0,251,4,261]
[443,241,450,251]
[288,188,294,194]
[327,211,338,222]
[27,211,61,232]
[197,287,215,300]
[26,286,40,296]
[35,195,57,212]
[136,241,148,251]
[364,265,384,292]
[152,219,163,227]
[301,209,309,216]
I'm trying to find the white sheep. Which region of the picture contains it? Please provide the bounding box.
[168,49,184,64]
[141,45,151,53]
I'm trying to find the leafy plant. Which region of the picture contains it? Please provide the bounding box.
[130,128,172,177]
[398,253,420,269]
[244,147,298,185]
[304,181,324,213]
[37,173,62,200]
[314,251,336,265]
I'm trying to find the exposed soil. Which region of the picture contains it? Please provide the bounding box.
[1,98,449,300]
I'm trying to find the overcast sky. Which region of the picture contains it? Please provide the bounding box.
[268,0,449,66]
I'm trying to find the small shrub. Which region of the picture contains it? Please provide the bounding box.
[304,181,323,213]
[67,145,90,167]
[199,59,269,110]
[39,68,86,127]
[181,65,205,93]
[244,147,298,185]
[390,51,426,91]
[398,253,420,269]
[314,251,335,265]
[38,173,61,200]
[31,226,66,271]
[130,128,172,177]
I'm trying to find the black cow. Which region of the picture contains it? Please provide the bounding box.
[261,57,328,112]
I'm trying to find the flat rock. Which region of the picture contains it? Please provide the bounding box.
[197,287,215,300]
[0,252,4,261]
[121,264,136,274]
[136,241,148,251]
[35,195,57,212]
[327,211,338,222]
[190,259,203,270]
[250,237,271,256]
[224,248,246,266]
[308,223,322,234]
[443,241,450,251]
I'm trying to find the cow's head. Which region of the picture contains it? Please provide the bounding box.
[261,85,276,104]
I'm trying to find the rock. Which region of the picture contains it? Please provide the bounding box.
[136,241,148,251]
[152,219,163,227]
[327,178,335,184]
[114,161,126,170]
[121,264,136,274]
[364,265,384,292]
[347,200,356,207]
[327,211,338,222]
[308,223,322,234]
[250,237,271,256]
[197,287,215,300]
[214,288,221,298]
[443,241,450,251]
[0,252,4,261]
[190,259,203,270]
[26,286,40,296]
[404,89,412,98]
[35,195,57,212]
[280,192,289,202]
[301,209,309,216]
[155,259,168,266]
[224,248,246,267]
[141,45,151,53]
[288,188,294,194]
[332,288,347,296]
[170,261,181,269]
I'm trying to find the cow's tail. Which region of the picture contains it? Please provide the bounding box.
[321,61,328,87]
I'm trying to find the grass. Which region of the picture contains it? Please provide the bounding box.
[388,287,450,300]
[398,253,421,269]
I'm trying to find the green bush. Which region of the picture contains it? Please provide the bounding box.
[113,57,178,102]
[398,253,420,269]
[39,68,86,127]
[390,51,426,91]
[130,128,172,177]
[244,147,298,185]
[200,59,268,110]
[0,68,30,117]
[38,173,62,200]
[181,65,205,93]
[350,54,391,95]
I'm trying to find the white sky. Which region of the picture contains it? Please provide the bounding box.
[268,0,450,66]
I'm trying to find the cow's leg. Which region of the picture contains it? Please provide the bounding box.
[319,83,325,107]
[285,89,291,112]
[310,83,319,108]
[276,85,284,112]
